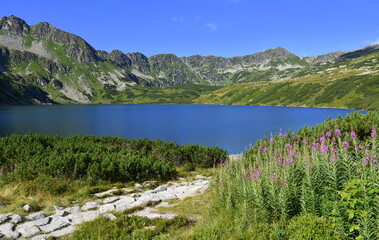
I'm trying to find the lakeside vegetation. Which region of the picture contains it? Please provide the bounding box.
[0,135,227,216]
[186,111,379,239]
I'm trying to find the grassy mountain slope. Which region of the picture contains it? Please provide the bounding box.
[196,51,379,110]
[1,15,379,109]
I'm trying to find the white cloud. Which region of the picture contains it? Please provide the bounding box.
[170,16,185,23]
[205,23,219,31]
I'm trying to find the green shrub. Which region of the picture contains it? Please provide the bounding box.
[287,214,338,240]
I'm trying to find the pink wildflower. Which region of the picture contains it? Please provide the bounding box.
[326,131,332,138]
[342,141,349,148]
[371,130,377,139]
[335,129,342,137]
[351,132,357,140]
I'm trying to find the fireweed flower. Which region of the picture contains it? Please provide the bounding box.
[285,143,291,148]
[342,141,349,148]
[270,137,274,143]
[330,155,337,162]
[250,169,262,181]
[335,129,342,137]
[326,131,332,138]
[289,149,295,156]
[0,168,3,172]
[264,147,269,153]
[270,173,275,180]
[371,129,377,139]
[351,132,357,140]
[320,136,326,143]
[302,138,307,145]
[321,145,329,154]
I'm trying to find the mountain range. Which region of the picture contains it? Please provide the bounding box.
[0,15,378,108]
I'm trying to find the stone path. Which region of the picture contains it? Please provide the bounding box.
[0,176,210,240]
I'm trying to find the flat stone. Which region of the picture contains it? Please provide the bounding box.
[0,215,7,224]
[54,210,70,217]
[98,204,115,214]
[53,205,63,211]
[195,175,207,180]
[94,189,118,198]
[154,186,167,192]
[178,177,186,181]
[144,226,156,230]
[103,213,117,220]
[133,207,178,220]
[114,202,130,212]
[0,223,20,239]
[103,196,119,204]
[39,217,70,233]
[114,196,135,205]
[9,214,22,224]
[17,225,40,238]
[64,206,80,214]
[121,188,134,193]
[134,183,142,188]
[16,217,51,230]
[47,225,76,237]
[81,201,98,211]
[154,191,178,201]
[26,212,45,221]
[23,204,33,212]
[69,210,99,225]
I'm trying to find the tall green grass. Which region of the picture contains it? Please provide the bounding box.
[190,111,379,239]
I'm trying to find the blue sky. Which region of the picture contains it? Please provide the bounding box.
[2,0,379,57]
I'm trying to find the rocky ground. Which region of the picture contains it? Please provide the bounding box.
[0,175,210,240]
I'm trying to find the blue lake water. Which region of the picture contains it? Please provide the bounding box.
[0,104,359,153]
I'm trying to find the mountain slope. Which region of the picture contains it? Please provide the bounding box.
[0,15,379,107]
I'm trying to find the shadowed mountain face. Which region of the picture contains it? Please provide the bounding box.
[0,15,378,105]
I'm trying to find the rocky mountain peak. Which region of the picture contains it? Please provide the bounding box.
[0,15,30,36]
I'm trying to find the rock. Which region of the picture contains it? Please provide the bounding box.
[26,212,45,221]
[69,210,99,225]
[39,217,70,233]
[144,226,156,230]
[154,191,178,201]
[17,225,40,238]
[9,214,22,224]
[153,186,167,192]
[134,183,142,188]
[54,210,70,217]
[133,207,178,220]
[64,206,80,214]
[178,177,186,181]
[46,225,76,237]
[53,205,63,211]
[98,204,115,214]
[94,189,118,198]
[187,217,198,222]
[195,175,207,180]
[143,181,157,187]
[103,213,117,220]
[103,196,119,204]
[0,202,5,207]
[23,204,33,212]
[0,223,20,239]
[81,201,98,211]
[115,196,135,205]
[0,215,7,224]
[121,188,134,194]
[17,217,51,230]
[114,202,130,212]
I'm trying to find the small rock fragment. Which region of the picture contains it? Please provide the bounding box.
[0,214,8,224]
[103,196,119,204]
[23,204,33,212]
[81,202,98,211]
[9,214,22,224]
[98,204,115,214]
[103,213,117,220]
[26,212,45,221]
[195,175,206,180]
